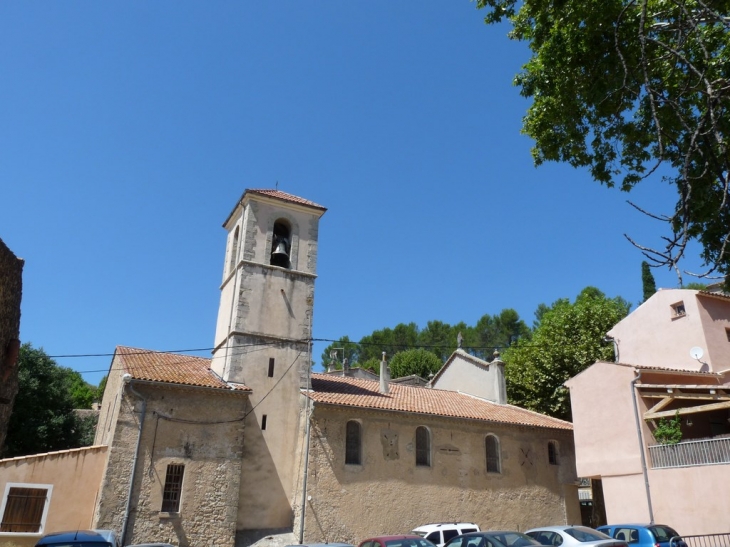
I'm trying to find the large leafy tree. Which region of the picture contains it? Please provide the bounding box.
[504,288,631,420]
[477,0,730,286]
[3,343,93,458]
[389,349,444,379]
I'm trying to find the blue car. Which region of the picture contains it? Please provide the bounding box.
[595,524,685,547]
[35,529,119,547]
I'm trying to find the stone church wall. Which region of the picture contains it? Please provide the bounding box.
[296,405,580,544]
[94,381,247,547]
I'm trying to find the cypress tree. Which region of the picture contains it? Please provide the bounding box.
[642,261,657,302]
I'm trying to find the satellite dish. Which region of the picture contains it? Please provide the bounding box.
[690,346,704,360]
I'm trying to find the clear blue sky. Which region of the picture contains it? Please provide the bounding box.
[1,2,706,385]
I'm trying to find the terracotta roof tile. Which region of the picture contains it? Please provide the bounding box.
[307,373,572,430]
[246,189,327,211]
[116,346,250,391]
[614,361,723,376]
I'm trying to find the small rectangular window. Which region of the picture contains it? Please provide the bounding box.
[262,414,267,430]
[725,328,730,342]
[161,464,184,513]
[0,485,50,533]
[268,358,275,378]
[671,301,686,318]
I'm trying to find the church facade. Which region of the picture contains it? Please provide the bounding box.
[0,189,580,547]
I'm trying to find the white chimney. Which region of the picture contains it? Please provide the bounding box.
[379,352,390,394]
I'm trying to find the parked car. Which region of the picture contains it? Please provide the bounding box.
[35,529,119,547]
[595,524,686,547]
[359,535,438,547]
[526,526,628,547]
[286,544,355,547]
[412,523,481,547]
[444,531,542,547]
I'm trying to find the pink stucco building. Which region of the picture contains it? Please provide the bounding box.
[566,288,730,535]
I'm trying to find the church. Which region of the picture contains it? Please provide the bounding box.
[0,189,579,547]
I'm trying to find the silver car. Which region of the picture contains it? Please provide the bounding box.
[526,526,628,547]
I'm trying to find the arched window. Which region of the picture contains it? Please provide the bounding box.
[485,434,501,474]
[415,426,431,467]
[229,226,239,275]
[548,441,559,465]
[270,220,291,269]
[345,420,361,465]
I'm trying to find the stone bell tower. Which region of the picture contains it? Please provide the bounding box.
[211,188,326,533]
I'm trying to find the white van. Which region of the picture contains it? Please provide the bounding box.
[411,523,481,547]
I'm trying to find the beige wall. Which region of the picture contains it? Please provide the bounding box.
[648,465,730,534]
[568,360,730,536]
[432,354,506,404]
[566,362,643,478]
[295,405,579,545]
[696,295,730,369]
[233,337,307,531]
[607,289,730,371]
[94,353,125,447]
[94,381,246,547]
[0,446,108,547]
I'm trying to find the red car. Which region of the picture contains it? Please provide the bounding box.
[359,535,438,547]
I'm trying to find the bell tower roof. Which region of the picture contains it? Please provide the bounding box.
[223,188,326,227]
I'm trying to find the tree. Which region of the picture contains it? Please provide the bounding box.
[503,288,631,420]
[320,336,360,370]
[477,0,730,287]
[358,323,420,364]
[67,370,96,409]
[468,309,531,359]
[641,261,657,302]
[3,343,92,458]
[416,320,459,361]
[389,349,444,379]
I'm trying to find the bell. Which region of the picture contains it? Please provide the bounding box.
[271,237,290,268]
[272,239,289,259]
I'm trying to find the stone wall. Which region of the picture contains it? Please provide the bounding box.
[294,405,580,545]
[94,381,247,547]
[0,238,23,454]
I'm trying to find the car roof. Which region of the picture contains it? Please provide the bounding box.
[364,536,426,541]
[287,544,355,547]
[526,526,592,532]
[415,524,479,528]
[36,530,116,545]
[599,524,653,527]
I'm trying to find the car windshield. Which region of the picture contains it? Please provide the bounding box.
[385,540,435,547]
[649,527,680,541]
[565,528,612,542]
[489,533,540,547]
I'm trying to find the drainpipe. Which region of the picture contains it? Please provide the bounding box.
[298,303,314,544]
[630,369,654,524]
[298,399,313,544]
[120,374,147,546]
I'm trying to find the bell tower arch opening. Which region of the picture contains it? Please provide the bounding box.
[270,219,291,269]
